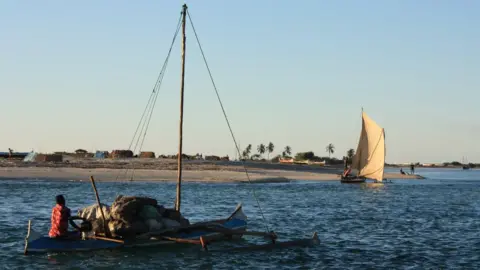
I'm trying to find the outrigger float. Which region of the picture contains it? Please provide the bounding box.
[24,4,319,255]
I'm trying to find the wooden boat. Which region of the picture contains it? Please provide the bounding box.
[24,205,248,253]
[279,158,294,164]
[24,4,319,254]
[341,110,386,184]
[308,160,326,166]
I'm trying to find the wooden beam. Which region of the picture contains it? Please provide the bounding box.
[160,236,202,245]
[89,176,111,238]
[89,236,125,244]
[24,220,31,255]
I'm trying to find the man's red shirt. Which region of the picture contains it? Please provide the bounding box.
[49,204,71,237]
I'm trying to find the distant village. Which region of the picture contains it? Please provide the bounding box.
[0,148,476,168]
[0,149,230,162]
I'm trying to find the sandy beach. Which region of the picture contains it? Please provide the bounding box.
[0,158,424,183]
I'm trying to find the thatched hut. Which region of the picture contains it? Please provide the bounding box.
[110,150,134,159]
[139,151,155,158]
[205,155,221,161]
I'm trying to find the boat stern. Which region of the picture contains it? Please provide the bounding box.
[228,203,247,222]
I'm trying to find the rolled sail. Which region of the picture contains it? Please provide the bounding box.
[351,112,385,182]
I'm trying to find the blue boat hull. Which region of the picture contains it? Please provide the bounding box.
[27,236,122,252]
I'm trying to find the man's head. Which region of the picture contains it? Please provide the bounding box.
[56,195,66,206]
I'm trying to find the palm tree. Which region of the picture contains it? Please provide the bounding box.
[257,144,266,158]
[266,142,274,160]
[283,146,292,157]
[347,149,355,160]
[346,148,355,165]
[243,144,252,159]
[325,143,335,158]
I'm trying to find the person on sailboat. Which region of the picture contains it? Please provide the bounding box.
[400,168,406,175]
[342,166,352,178]
[410,163,415,175]
[49,195,71,238]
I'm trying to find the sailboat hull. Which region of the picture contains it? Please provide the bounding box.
[340,177,366,184]
[25,206,247,254]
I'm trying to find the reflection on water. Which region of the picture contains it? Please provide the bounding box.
[1,169,479,269]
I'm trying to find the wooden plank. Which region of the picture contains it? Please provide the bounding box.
[159,236,201,245]
[24,220,31,255]
[89,176,111,238]
[89,236,125,244]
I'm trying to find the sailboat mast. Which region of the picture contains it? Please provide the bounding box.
[175,4,187,212]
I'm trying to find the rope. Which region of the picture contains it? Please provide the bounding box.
[187,10,271,233]
[114,13,183,182]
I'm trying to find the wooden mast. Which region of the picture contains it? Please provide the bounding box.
[175,4,187,212]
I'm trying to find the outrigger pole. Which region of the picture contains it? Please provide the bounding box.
[175,4,188,212]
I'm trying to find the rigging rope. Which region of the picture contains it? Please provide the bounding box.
[114,13,183,182]
[187,10,271,233]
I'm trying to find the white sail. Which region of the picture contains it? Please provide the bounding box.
[351,112,386,182]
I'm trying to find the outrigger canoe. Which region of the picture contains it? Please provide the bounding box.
[24,4,321,254]
[25,204,248,254]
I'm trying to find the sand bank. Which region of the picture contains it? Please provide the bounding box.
[0,166,424,183]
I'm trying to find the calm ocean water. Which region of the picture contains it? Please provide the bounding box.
[1,168,479,269]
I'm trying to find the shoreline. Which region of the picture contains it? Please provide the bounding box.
[0,160,425,183]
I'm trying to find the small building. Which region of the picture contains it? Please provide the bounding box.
[139,151,156,158]
[95,151,109,159]
[110,150,134,159]
[35,154,63,162]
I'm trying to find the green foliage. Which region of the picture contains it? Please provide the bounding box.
[251,153,261,160]
[242,144,252,159]
[295,151,315,160]
[271,154,281,162]
[346,148,355,165]
[325,143,335,157]
[347,149,355,159]
[266,142,274,159]
[257,144,266,157]
[283,146,292,157]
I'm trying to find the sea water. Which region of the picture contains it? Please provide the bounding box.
[0,168,479,269]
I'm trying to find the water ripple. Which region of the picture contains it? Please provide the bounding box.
[1,171,480,269]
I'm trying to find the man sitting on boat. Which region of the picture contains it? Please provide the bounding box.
[342,166,352,179]
[49,195,71,238]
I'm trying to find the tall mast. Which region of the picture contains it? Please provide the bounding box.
[175,4,187,212]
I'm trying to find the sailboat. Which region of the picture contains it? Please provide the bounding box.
[341,110,386,184]
[24,4,318,254]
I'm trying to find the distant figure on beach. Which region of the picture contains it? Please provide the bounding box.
[410,164,415,175]
[400,168,406,175]
[49,195,71,238]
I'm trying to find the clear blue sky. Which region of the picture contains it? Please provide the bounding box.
[1,0,478,163]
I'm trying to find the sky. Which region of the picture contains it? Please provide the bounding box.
[1,0,479,163]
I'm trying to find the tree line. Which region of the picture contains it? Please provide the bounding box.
[239,142,356,164]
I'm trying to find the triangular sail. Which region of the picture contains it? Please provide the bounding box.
[351,112,385,182]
